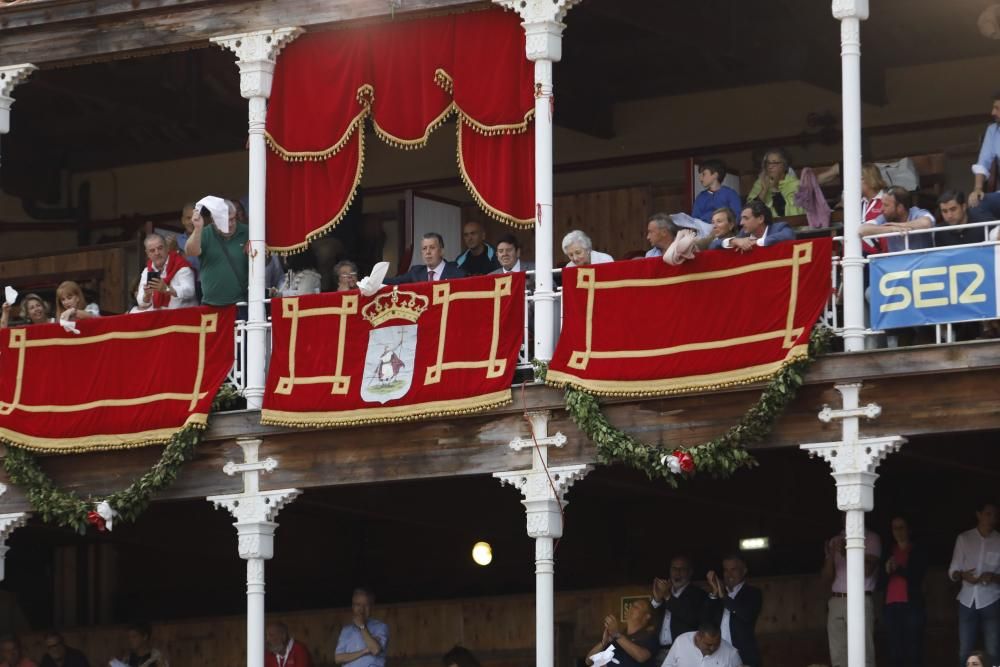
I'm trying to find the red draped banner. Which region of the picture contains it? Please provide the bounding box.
[266,8,535,253]
[547,240,833,395]
[0,307,235,453]
[262,273,524,426]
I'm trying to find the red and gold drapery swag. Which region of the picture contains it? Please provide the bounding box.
[0,307,235,453]
[262,273,524,426]
[266,9,535,253]
[547,239,833,395]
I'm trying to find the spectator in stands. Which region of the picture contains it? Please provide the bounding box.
[714,200,795,252]
[441,646,480,667]
[880,514,927,667]
[173,203,199,272]
[966,650,993,667]
[692,160,742,223]
[124,623,167,667]
[265,253,286,297]
[385,233,465,284]
[859,186,935,252]
[696,207,738,251]
[650,556,709,664]
[266,620,312,667]
[54,281,99,321]
[949,500,1000,667]
[585,598,657,667]
[645,213,680,258]
[822,519,882,667]
[747,148,806,218]
[335,260,360,292]
[936,191,993,247]
[455,222,499,275]
[0,635,35,667]
[17,294,51,326]
[562,230,614,267]
[273,249,321,297]
[135,233,197,311]
[334,587,389,667]
[38,632,88,667]
[661,622,742,667]
[968,91,1000,208]
[861,163,888,256]
[490,234,534,288]
[185,196,249,306]
[705,554,762,667]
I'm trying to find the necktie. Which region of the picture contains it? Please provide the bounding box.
[428,268,436,281]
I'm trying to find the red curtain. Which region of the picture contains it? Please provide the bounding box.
[265,8,535,253]
[547,240,833,396]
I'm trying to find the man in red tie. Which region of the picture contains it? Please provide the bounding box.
[386,233,466,284]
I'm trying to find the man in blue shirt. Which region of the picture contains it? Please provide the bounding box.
[969,92,1000,208]
[334,588,389,667]
[692,160,742,223]
[859,186,935,252]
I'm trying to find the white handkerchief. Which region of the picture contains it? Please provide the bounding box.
[589,645,619,667]
[358,261,390,297]
[109,659,129,667]
[4,286,16,306]
[59,319,80,335]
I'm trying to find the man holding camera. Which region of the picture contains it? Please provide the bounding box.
[135,232,197,311]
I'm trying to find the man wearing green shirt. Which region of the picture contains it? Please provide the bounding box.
[186,195,249,306]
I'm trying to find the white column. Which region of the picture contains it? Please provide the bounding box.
[495,0,581,363]
[213,28,303,409]
[495,411,591,667]
[0,484,28,582]
[0,64,38,167]
[801,383,904,667]
[208,438,300,667]
[833,0,868,352]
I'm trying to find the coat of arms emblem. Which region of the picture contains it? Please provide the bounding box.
[359,287,428,404]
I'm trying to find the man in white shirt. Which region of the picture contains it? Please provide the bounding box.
[135,233,197,311]
[821,520,881,667]
[949,500,1000,666]
[661,624,742,667]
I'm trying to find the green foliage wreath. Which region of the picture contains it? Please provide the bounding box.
[550,326,832,486]
[0,384,241,533]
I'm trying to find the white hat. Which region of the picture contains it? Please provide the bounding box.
[195,195,231,234]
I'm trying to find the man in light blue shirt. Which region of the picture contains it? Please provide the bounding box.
[859,186,935,253]
[334,588,389,667]
[969,93,1000,208]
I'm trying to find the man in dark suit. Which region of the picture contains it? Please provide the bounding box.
[651,556,710,664]
[386,232,466,284]
[711,199,795,251]
[488,233,535,291]
[705,554,763,667]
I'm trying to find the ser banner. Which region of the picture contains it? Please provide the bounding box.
[262,273,524,427]
[869,245,999,330]
[546,239,832,396]
[0,306,235,453]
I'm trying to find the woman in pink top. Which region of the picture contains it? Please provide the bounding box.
[879,515,928,667]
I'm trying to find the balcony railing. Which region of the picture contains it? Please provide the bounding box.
[227,226,1000,394]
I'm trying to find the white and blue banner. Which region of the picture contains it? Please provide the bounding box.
[870,245,1000,330]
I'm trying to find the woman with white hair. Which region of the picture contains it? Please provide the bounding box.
[562,230,614,268]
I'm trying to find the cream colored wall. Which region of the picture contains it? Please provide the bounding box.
[3,50,999,260]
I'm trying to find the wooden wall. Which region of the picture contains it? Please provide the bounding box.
[16,569,961,667]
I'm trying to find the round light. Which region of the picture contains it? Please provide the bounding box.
[471,541,493,566]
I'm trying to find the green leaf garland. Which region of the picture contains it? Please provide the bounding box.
[553,326,832,486]
[0,383,242,533]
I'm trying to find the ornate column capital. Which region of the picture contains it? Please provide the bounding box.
[495,464,590,538]
[211,28,303,99]
[493,0,581,62]
[832,0,869,21]
[0,63,37,135]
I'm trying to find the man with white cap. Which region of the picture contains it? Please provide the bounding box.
[185,195,249,307]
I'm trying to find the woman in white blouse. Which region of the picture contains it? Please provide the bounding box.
[562,230,614,268]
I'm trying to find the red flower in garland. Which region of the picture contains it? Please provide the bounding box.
[673,450,695,474]
[86,511,107,532]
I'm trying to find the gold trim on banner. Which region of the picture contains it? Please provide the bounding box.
[455,119,536,228]
[260,389,511,428]
[0,415,208,454]
[274,295,359,395]
[546,348,809,398]
[373,102,457,150]
[0,314,218,417]
[425,275,512,385]
[265,84,371,161]
[568,243,814,370]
